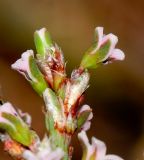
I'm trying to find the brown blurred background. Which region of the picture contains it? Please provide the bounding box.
[0,0,144,159]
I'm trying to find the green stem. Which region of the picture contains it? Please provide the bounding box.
[50,131,71,160]
[45,113,71,160]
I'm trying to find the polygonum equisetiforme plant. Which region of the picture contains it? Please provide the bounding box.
[0,27,125,160]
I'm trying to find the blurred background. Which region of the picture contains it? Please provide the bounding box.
[0,0,144,159]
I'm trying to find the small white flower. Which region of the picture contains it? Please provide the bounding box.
[23,136,64,160]
[11,50,37,82]
[94,27,125,64]
[78,131,124,160]
[77,105,93,131]
[0,102,18,128]
[80,27,125,69]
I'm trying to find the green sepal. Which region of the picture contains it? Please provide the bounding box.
[77,110,91,130]
[80,40,111,69]
[0,113,34,146]
[34,28,53,58]
[29,55,48,96]
[45,113,69,160]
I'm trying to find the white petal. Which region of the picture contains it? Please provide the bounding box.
[101,33,118,61]
[78,105,93,131]
[79,104,91,113]
[92,137,106,160]
[110,49,125,61]
[45,148,64,160]
[104,154,124,160]
[78,131,94,158]
[0,102,17,115]
[95,27,104,48]
[11,50,33,71]
[11,50,37,82]
[78,131,90,149]
[18,109,32,126]
[82,121,91,131]
[87,112,93,121]
[0,102,18,130]
[23,150,37,160]
[103,33,118,47]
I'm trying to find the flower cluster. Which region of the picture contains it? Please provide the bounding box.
[11,28,93,136]
[0,27,125,160]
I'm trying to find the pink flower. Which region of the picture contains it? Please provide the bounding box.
[94,27,125,64]
[11,50,35,81]
[80,27,125,69]
[0,102,18,127]
[77,105,93,131]
[78,131,124,160]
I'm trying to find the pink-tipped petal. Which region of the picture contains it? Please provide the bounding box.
[79,105,91,113]
[11,50,35,81]
[0,102,17,129]
[87,112,93,121]
[78,104,93,131]
[11,50,33,72]
[78,131,94,158]
[78,131,124,160]
[0,102,17,116]
[92,137,106,160]
[95,27,104,48]
[104,155,124,160]
[101,33,118,61]
[82,121,91,131]
[110,49,125,61]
